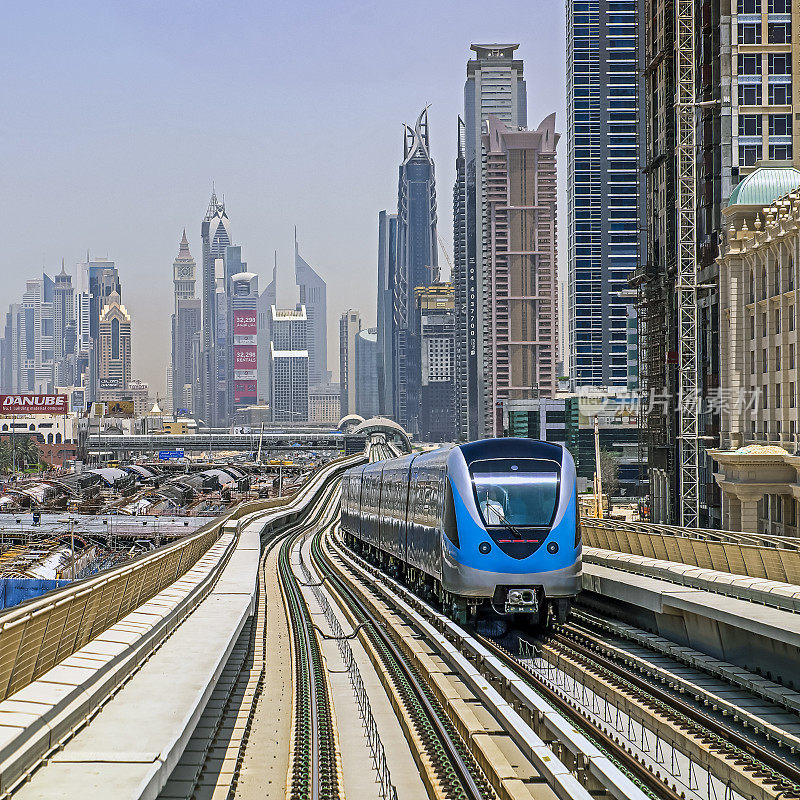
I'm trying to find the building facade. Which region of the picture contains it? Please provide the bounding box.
[566,0,645,388]
[416,284,456,442]
[453,44,527,441]
[171,231,200,415]
[376,210,397,417]
[712,169,800,534]
[200,191,232,426]
[394,108,439,436]
[229,269,259,417]
[97,291,132,390]
[355,328,379,419]
[270,305,309,423]
[482,115,560,436]
[339,309,361,418]
[295,237,328,389]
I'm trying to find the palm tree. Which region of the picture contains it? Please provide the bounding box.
[16,436,42,471]
[0,441,12,473]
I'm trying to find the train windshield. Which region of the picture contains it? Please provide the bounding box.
[470,459,559,528]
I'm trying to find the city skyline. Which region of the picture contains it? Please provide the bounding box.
[1,0,568,396]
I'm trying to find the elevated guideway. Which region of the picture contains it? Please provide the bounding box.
[580,518,800,703]
[0,451,367,799]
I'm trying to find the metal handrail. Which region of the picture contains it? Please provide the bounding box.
[0,452,363,703]
[581,520,800,585]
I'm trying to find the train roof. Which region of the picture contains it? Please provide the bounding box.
[457,438,564,465]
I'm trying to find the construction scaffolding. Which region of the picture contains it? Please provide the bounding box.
[675,0,700,527]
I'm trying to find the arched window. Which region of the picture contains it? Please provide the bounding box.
[55,433,61,444]
[1,424,7,432]
[750,270,756,302]
[29,424,35,431]
[775,256,782,296]
[762,265,768,299]
[47,434,53,444]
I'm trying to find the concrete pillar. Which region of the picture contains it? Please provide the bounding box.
[729,495,742,532]
[739,497,760,533]
[722,491,731,530]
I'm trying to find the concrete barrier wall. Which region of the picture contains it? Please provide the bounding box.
[582,522,800,583]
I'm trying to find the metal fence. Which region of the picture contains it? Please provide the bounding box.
[0,519,224,702]
[582,520,800,584]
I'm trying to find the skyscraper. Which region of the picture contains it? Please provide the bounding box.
[270,305,309,423]
[354,328,379,419]
[452,117,470,441]
[229,269,259,415]
[77,257,120,398]
[566,0,645,388]
[376,210,397,417]
[394,107,439,436]
[97,291,132,390]
[170,231,200,414]
[295,235,328,388]
[416,284,456,442]
[482,115,560,436]
[454,44,527,440]
[53,262,76,387]
[257,260,277,406]
[200,190,231,425]
[339,309,361,418]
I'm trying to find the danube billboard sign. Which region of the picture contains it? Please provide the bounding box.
[233,310,257,335]
[0,395,69,415]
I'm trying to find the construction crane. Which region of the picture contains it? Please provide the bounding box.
[437,233,454,277]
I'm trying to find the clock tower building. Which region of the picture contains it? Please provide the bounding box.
[173,229,196,308]
[170,230,201,415]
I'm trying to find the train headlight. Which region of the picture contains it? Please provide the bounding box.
[478,541,492,554]
[546,541,559,554]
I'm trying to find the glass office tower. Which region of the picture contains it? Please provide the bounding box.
[567,0,645,388]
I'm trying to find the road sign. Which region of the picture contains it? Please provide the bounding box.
[158,450,185,461]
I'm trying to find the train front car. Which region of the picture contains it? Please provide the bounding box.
[445,438,580,624]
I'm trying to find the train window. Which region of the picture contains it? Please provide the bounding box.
[443,480,459,547]
[470,458,560,528]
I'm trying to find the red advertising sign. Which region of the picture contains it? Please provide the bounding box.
[233,310,257,335]
[0,395,69,415]
[234,380,258,404]
[234,345,258,368]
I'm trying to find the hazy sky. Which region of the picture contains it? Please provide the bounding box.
[2,0,567,394]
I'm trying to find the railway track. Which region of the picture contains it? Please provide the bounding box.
[317,514,651,800]
[519,619,800,800]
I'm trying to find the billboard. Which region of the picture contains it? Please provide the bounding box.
[233,310,257,335]
[234,345,257,369]
[98,378,123,390]
[234,380,257,404]
[159,449,185,461]
[577,395,639,428]
[104,400,135,417]
[0,395,68,415]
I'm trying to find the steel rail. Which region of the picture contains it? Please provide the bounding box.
[310,515,489,800]
[547,623,800,797]
[331,529,662,800]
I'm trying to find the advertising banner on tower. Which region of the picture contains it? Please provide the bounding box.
[234,380,258,404]
[234,345,257,369]
[233,310,257,336]
[0,395,69,415]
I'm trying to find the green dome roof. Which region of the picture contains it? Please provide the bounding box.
[728,167,800,207]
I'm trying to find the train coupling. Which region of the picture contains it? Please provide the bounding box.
[504,588,539,614]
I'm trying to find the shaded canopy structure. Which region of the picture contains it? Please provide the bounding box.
[351,417,412,453]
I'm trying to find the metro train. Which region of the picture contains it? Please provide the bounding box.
[341,438,581,624]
